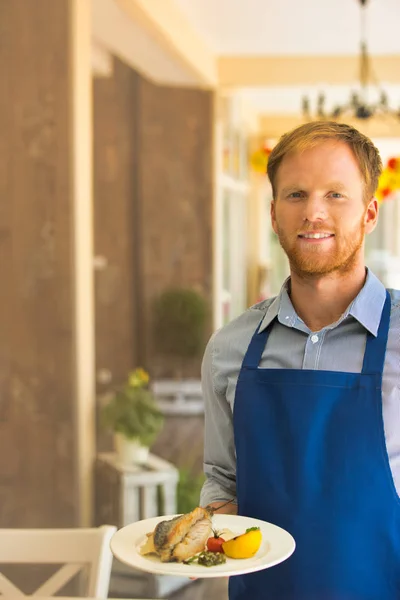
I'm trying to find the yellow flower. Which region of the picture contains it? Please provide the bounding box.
[128,367,150,388]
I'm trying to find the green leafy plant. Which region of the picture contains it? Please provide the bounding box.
[153,288,208,359]
[101,368,164,446]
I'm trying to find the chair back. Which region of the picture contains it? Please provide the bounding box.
[0,525,116,598]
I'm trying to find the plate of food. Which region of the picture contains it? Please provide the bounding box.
[110,504,295,578]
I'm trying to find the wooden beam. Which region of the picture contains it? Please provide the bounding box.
[91,40,113,78]
[219,55,400,87]
[115,0,217,87]
[259,114,400,139]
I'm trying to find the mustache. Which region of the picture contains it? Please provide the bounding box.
[297,224,335,235]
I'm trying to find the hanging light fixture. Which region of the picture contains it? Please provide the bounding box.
[302,0,400,121]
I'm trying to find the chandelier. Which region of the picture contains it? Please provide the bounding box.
[302,0,400,122]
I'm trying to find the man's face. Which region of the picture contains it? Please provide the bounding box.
[271,140,378,277]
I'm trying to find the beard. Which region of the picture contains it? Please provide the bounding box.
[276,215,366,278]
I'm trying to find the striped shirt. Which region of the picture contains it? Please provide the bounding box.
[200,269,400,507]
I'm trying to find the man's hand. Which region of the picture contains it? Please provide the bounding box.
[208,500,238,515]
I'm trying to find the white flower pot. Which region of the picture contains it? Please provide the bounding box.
[114,434,149,465]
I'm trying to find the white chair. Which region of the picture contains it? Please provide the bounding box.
[0,525,116,598]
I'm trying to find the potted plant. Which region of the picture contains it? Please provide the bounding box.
[151,287,209,415]
[153,287,208,374]
[101,368,164,465]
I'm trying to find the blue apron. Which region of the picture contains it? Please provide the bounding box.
[229,291,400,600]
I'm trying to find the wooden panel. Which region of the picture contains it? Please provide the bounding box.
[139,80,214,377]
[93,58,140,450]
[93,59,139,385]
[93,64,214,394]
[0,0,77,527]
[151,416,205,475]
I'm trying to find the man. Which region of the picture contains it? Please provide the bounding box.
[200,121,400,600]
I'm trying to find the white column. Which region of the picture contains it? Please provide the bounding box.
[213,102,224,331]
[70,0,95,526]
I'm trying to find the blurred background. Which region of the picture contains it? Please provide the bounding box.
[1,0,400,597]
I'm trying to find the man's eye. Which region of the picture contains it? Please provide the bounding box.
[288,192,302,198]
[330,192,343,198]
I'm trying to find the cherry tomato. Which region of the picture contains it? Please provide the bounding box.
[207,535,225,553]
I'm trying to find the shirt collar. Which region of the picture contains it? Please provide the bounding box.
[259,277,293,332]
[259,269,386,337]
[347,269,386,336]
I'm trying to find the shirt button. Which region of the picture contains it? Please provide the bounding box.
[311,334,319,343]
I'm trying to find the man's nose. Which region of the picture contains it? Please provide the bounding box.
[303,194,327,222]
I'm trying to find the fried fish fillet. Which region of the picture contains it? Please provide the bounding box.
[140,506,212,562]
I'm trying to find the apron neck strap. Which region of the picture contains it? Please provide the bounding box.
[361,290,391,376]
[241,319,271,369]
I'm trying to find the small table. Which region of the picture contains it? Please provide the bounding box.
[95,452,179,526]
[95,452,190,599]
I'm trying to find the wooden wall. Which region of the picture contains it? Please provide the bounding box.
[94,59,214,394]
[139,79,214,378]
[93,60,140,390]
[0,0,77,527]
[0,9,213,525]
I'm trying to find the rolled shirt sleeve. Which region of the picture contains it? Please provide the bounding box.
[200,332,237,507]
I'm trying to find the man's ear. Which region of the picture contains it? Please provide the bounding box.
[271,200,278,234]
[365,197,379,235]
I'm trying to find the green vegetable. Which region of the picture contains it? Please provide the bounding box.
[245,527,261,533]
[184,550,226,567]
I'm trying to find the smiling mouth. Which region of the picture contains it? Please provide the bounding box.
[298,233,334,240]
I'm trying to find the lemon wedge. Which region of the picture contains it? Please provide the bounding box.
[222,527,262,559]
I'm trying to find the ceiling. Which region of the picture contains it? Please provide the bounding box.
[174,0,400,55]
[174,0,400,117]
[92,0,400,131]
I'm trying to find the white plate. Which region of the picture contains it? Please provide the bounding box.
[110,514,295,578]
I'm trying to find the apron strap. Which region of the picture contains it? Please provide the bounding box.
[361,290,391,376]
[241,318,271,369]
